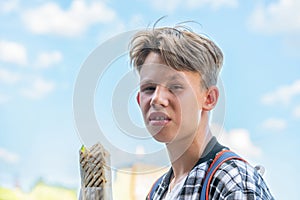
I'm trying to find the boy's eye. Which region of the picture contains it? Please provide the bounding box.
[169,85,183,92]
[145,86,156,91]
[141,85,156,93]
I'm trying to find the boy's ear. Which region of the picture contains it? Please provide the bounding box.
[202,86,219,111]
[136,92,140,106]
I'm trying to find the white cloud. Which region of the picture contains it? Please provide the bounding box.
[249,0,300,34]
[0,0,19,14]
[20,78,55,99]
[262,118,287,132]
[292,105,300,118]
[0,40,28,65]
[186,0,238,10]
[135,145,146,156]
[35,51,62,68]
[0,147,19,164]
[144,0,238,12]
[261,80,300,106]
[0,68,21,84]
[22,0,116,37]
[148,0,181,12]
[212,124,262,160]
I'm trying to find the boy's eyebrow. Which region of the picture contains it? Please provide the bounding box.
[140,74,185,85]
[140,79,155,84]
[167,74,184,81]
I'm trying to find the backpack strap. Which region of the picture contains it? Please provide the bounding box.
[147,175,164,200]
[200,150,246,200]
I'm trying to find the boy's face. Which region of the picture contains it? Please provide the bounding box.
[138,52,207,143]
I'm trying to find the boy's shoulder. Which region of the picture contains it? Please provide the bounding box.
[210,158,274,199]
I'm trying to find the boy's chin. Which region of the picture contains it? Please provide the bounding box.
[152,136,173,144]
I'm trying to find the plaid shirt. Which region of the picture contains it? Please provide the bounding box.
[149,137,274,200]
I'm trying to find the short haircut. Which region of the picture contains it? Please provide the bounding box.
[129,26,224,88]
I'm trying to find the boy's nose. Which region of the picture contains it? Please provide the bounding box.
[150,86,169,108]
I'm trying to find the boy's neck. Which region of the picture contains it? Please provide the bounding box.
[167,126,213,187]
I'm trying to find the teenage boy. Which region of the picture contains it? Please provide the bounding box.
[129,26,274,200]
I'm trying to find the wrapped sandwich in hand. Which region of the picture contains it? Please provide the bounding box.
[79,143,112,200]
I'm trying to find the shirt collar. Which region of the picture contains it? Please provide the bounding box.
[162,137,227,186]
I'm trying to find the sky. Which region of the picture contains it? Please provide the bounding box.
[0,0,300,199]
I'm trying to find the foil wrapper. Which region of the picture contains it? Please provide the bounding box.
[79,143,112,200]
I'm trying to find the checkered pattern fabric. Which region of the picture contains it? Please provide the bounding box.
[148,138,274,200]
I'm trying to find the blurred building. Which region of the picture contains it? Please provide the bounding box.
[112,163,168,200]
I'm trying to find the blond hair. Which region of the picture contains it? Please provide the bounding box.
[129,26,224,88]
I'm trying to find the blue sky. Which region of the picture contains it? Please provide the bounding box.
[1,0,300,199]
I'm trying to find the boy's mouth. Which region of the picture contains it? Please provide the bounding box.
[148,112,171,126]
